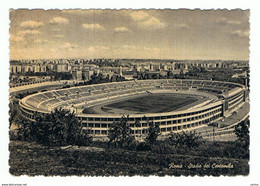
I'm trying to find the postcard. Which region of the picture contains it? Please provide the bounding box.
[8,9,250,177]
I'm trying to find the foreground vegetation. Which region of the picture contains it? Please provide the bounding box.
[9,108,249,176]
[9,140,249,176]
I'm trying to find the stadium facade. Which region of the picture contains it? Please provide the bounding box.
[19,79,247,138]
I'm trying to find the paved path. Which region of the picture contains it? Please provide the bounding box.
[9,81,67,95]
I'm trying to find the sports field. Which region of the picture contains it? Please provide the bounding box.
[103,93,199,113]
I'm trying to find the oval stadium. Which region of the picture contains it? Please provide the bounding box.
[18,79,247,140]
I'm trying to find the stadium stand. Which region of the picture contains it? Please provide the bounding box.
[19,79,246,138]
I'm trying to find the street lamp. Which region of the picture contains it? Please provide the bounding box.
[208,122,218,142]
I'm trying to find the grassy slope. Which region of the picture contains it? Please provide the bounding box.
[9,141,249,176]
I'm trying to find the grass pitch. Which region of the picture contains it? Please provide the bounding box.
[104,93,199,113]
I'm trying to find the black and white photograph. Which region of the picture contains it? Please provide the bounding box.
[7,9,251,177]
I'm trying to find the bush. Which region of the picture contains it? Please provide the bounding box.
[13,108,92,147]
[75,130,93,146]
[136,142,151,151]
[169,131,204,151]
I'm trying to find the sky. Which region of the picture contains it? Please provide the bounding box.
[9,9,250,60]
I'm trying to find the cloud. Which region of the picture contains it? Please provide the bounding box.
[11,30,41,43]
[87,46,109,51]
[86,46,110,56]
[51,48,57,52]
[59,42,78,50]
[122,45,161,52]
[62,9,100,15]
[114,45,162,59]
[53,34,64,38]
[129,11,165,29]
[17,29,41,36]
[114,26,130,32]
[10,34,24,42]
[227,20,241,25]
[144,46,161,52]
[216,18,229,25]
[34,39,49,44]
[175,23,189,29]
[142,17,165,29]
[82,23,105,30]
[129,11,150,21]
[11,36,24,42]
[122,45,136,50]
[49,17,69,24]
[217,18,241,25]
[20,21,43,28]
[230,30,249,38]
[52,28,61,31]
[85,45,110,58]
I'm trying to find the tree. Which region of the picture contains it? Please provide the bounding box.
[145,121,161,149]
[235,119,249,150]
[108,115,135,149]
[16,119,33,141]
[30,108,92,146]
[169,131,203,151]
[9,101,19,128]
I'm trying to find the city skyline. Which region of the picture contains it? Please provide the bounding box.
[10,9,250,60]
